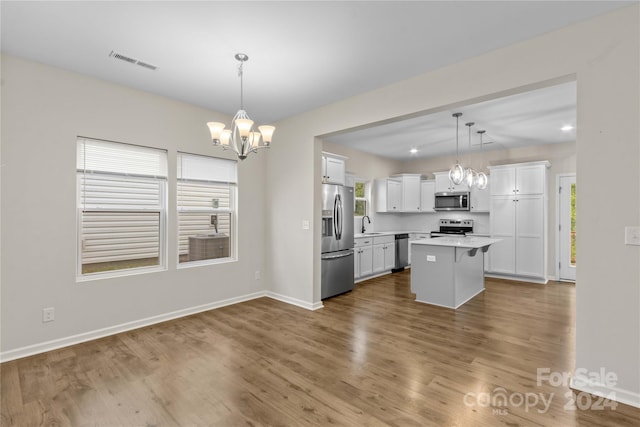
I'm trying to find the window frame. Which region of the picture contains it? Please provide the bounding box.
[76,138,168,281]
[353,179,370,219]
[176,152,238,268]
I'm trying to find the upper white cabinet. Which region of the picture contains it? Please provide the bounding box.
[434,172,468,193]
[470,181,490,212]
[321,152,347,185]
[490,161,549,196]
[397,174,422,212]
[488,161,550,281]
[375,178,402,212]
[420,180,435,212]
[376,174,423,213]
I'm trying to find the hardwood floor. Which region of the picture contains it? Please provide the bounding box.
[2,271,640,426]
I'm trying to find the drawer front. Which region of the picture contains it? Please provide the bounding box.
[373,235,395,245]
[354,238,373,247]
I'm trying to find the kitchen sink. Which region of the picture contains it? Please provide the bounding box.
[361,232,384,236]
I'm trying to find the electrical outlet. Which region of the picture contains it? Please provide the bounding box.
[42,307,55,323]
[254,270,261,280]
[302,220,310,230]
[625,226,640,246]
[427,255,436,262]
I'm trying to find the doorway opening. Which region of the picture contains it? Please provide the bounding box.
[557,174,576,281]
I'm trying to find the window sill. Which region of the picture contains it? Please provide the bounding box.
[177,257,237,269]
[76,265,167,283]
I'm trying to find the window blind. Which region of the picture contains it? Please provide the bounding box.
[77,137,168,178]
[177,152,237,184]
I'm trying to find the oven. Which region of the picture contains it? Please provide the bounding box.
[430,219,473,238]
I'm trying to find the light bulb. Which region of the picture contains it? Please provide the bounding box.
[258,125,275,146]
[220,130,231,146]
[207,122,225,144]
[449,163,465,186]
[476,173,488,190]
[235,118,253,139]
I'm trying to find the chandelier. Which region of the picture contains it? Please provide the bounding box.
[207,53,275,160]
[448,112,488,190]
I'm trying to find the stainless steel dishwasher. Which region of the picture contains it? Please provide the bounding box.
[392,233,410,272]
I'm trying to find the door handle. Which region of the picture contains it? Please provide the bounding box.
[321,250,354,260]
[333,195,340,240]
[336,194,343,240]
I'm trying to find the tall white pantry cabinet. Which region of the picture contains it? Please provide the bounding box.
[488,161,550,282]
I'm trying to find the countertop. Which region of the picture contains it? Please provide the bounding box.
[354,230,432,239]
[411,236,501,249]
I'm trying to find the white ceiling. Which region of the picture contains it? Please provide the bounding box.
[323,80,577,160]
[0,1,633,158]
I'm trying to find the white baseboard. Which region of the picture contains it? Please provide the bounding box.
[0,291,266,363]
[485,273,548,284]
[570,375,640,409]
[265,291,323,311]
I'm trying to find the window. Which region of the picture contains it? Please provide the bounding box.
[177,153,237,265]
[77,138,167,277]
[354,180,369,217]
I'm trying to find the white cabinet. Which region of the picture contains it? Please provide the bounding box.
[354,237,374,279]
[375,178,402,212]
[355,235,394,279]
[376,174,423,212]
[488,161,549,281]
[420,180,435,212]
[490,162,548,196]
[372,235,395,273]
[470,182,490,212]
[397,174,422,212]
[321,152,346,185]
[434,172,468,193]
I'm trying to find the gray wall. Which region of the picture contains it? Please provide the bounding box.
[1,55,267,357]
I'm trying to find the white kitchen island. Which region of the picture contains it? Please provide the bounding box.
[410,237,501,309]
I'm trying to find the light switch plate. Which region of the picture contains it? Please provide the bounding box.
[427,255,436,262]
[625,226,640,245]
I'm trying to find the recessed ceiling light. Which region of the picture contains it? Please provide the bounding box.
[561,125,574,132]
[410,148,418,154]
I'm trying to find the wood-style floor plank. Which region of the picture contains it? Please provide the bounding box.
[2,271,640,426]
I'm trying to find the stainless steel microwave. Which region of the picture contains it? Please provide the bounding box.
[434,192,470,211]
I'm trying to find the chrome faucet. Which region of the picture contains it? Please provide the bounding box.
[361,215,371,233]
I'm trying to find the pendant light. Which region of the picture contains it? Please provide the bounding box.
[475,130,488,190]
[207,53,275,160]
[465,122,476,187]
[449,112,466,185]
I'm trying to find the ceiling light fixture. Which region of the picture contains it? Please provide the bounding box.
[561,125,574,132]
[463,122,488,190]
[410,148,418,154]
[207,53,275,160]
[448,112,488,190]
[449,112,466,185]
[464,122,477,187]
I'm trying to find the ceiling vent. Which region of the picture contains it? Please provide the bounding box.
[109,50,157,71]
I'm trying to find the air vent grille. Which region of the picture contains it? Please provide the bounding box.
[109,50,157,71]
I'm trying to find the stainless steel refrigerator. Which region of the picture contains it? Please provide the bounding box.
[321,184,355,299]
